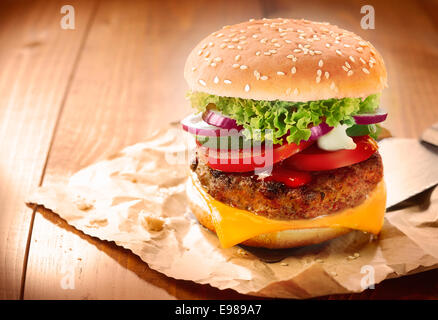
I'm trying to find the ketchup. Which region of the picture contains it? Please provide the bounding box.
[262,164,311,188]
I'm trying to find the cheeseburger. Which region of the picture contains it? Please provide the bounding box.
[181,18,387,249]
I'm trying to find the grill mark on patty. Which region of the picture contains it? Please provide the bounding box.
[193,152,383,220]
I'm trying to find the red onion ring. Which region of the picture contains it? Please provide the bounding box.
[353,108,388,125]
[181,113,241,137]
[309,122,333,141]
[202,110,243,130]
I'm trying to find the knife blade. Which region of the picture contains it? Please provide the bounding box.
[379,137,438,208]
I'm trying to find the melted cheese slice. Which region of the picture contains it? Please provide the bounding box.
[188,173,386,248]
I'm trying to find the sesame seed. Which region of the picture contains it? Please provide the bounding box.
[235,55,241,61]
[210,62,217,67]
[260,75,268,80]
[287,54,294,59]
[336,49,342,56]
[219,43,226,49]
[359,41,367,46]
[260,38,267,44]
[254,70,260,80]
[284,39,292,43]
[324,71,330,79]
[223,38,230,43]
[232,63,240,68]
[277,71,285,76]
[280,32,288,37]
[216,33,224,38]
[316,69,322,77]
[255,51,261,56]
[345,61,351,69]
[349,56,355,63]
[197,50,203,56]
[343,44,350,47]
[237,45,243,50]
[316,76,321,83]
[356,47,364,52]
[362,67,370,74]
[274,43,281,48]
[208,42,214,47]
[347,70,353,76]
[224,79,232,84]
[318,59,324,67]
[314,50,322,55]
[244,84,250,92]
[191,67,197,71]
[228,45,235,49]
[354,252,360,258]
[330,82,336,90]
[291,66,297,74]
[325,43,331,48]
[239,65,248,70]
[294,49,301,53]
[286,88,292,95]
[252,34,259,39]
[214,57,222,62]
[342,66,349,72]
[249,18,255,22]
[204,51,210,58]
[359,57,366,64]
[264,51,271,56]
[201,43,207,49]
[269,49,277,54]
[213,76,219,83]
[293,88,299,95]
[199,79,206,86]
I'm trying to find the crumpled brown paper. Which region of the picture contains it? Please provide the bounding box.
[27,125,438,298]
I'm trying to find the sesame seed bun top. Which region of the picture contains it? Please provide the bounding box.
[184,18,387,102]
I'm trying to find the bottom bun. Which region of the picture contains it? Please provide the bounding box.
[188,197,352,249]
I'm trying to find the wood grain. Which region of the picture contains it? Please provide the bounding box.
[0,0,96,299]
[8,0,438,299]
[23,0,262,299]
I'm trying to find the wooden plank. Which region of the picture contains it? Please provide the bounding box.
[0,0,96,299]
[24,0,263,299]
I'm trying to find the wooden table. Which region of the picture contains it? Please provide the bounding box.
[1,0,438,300]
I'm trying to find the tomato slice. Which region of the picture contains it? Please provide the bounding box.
[263,165,312,188]
[284,136,378,171]
[202,139,314,173]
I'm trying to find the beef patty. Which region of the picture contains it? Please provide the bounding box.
[191,151,383,220]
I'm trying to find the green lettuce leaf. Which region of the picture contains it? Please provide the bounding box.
[187,92,381,145]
